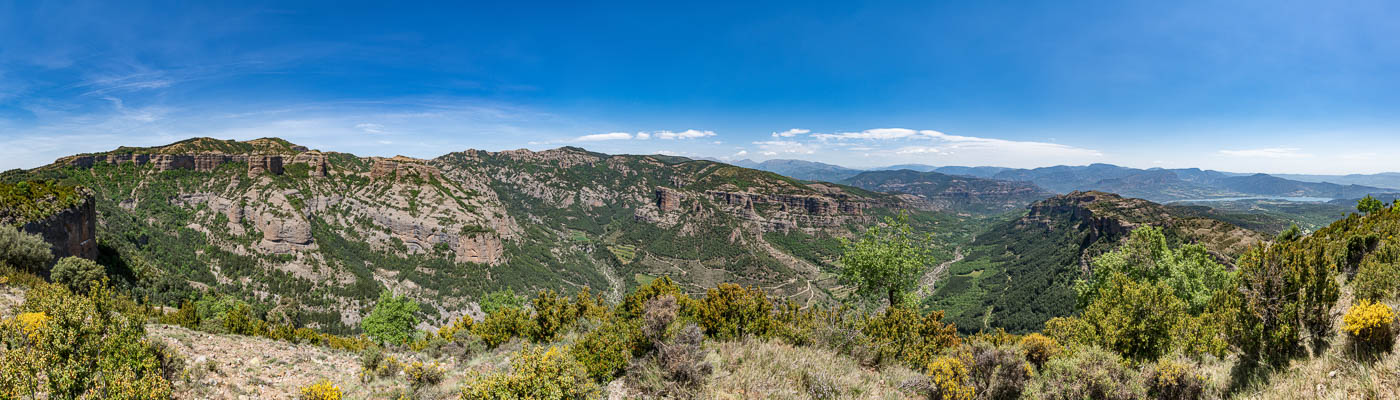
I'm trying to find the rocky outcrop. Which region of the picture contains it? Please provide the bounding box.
[152,154,195,172]
[292,152,329,177]
[704,190,865,216]
[60,152,291,176]
[20,194,98,265]
[497,147,602,169]
[248,155,284,177]
[655,188,686,212]
[455,234,504,264]
[371,156,440,180]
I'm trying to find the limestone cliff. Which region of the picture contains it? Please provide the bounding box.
[19,193,98,264]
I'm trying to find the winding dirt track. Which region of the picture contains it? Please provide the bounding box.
[917,246,963,299]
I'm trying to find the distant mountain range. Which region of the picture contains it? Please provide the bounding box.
[731,159,1400,203]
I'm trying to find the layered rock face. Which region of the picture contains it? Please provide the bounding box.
[370,156,440,180]
[20,195,98,265]
[292,152,330,177]
[60,152,327,177]
[704,190,865,216]
[655,188,686,212]
[248,155,284,177]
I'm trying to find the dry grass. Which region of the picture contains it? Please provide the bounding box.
[697,337,925,400]
[149,324,474,399]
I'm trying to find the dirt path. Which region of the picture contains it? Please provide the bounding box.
[917,246,963,299]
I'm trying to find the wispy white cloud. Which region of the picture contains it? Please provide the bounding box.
[654,129,715,140]
[772,128,809,138]
[356,123,386,134]
[813,128,920,140]
[1218,148,1312,158]
[574,132,633,141]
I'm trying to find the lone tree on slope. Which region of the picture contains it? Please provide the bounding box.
[840,212,934,308]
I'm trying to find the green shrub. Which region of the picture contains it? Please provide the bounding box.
[571,317,642,382]
[1082,273,1185,362]
[460,345,599,399]
[360,291,421,345]
[530,289,579,342]
[621,276,688,319]
[0,225,52,273]
[1226,242,1338,366]
[479,288,525,316]
[572,287,610,321]
[0,283,174,398]
[862,306,960,370]
[404,360,445,389]
[1169,311,1229,358]
[1141,358,1208,400]
[223,303,263,336]
[50,256,105,293]
[1041,316,1095,351]
[1026,346,1144,400]
[1353,256,1400,301]
[773,300,816,346]
[694,283,776,341]
[161,299,201,328]
[473,306,531,348]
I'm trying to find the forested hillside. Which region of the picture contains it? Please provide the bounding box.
[928,191,1266,333]
[0,138,980,334]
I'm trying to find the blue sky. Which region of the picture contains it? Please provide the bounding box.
[2,1,1398,174]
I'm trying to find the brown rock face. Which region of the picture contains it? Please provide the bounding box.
[248,155,285,177]
[456,234,504,264]
[152,154,195,172]
[655,188,686,212]
[371,156,440,180]
[292,152,329,177]
[193,154,238,171]
[704,190,864,216]
[20,195,98,266]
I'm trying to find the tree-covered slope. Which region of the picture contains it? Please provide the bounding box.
[927,191,1266,333]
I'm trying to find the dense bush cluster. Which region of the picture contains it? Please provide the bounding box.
[459,345,598,399]
[0,280,174,398]
[0,225,52,274]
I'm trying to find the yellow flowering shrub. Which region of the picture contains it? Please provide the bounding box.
[1342,300,1395,353]
[14,312,48,339]
[1019,333,1061,368]
[460,345,598,399]
[404,361,445,388]
[926,356,974,400]
[438,315,475,342]
[1142,358,1206,400]
[299,379,342,400]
